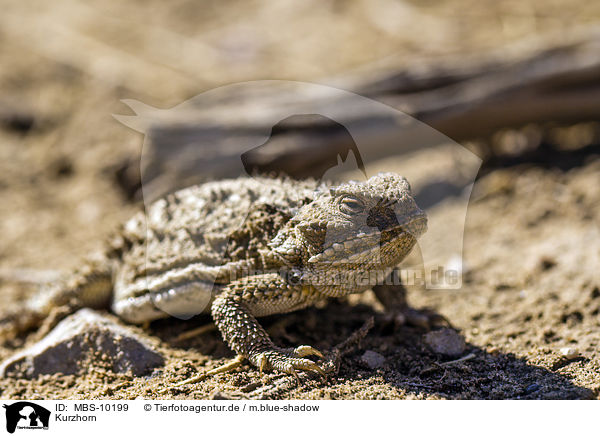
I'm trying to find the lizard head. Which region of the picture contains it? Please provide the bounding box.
[270,173,427,290]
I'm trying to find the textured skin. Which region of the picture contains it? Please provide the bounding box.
[1,173,427,377]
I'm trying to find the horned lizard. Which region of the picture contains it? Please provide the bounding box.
[1,173,427,379]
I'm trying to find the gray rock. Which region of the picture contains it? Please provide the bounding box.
[423,328,466,358]
[361,350,385,369]
[0,309,164,378]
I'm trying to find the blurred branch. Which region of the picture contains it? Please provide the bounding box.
[124,30,600,200]
[373,33,600,140]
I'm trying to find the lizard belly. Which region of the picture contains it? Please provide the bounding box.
[112,282,217,324]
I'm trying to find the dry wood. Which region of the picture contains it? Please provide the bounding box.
[111,30,600,199]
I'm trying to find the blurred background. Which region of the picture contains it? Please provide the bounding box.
[1,0,598,268]
[0,0,599,399]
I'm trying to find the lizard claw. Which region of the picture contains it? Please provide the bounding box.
[257,354,269,376]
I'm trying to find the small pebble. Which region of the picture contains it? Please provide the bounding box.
[525,383,541,394]
[559,347,579,359]
[393,312,406,326]
[361,350,385,369]
[210,390,233,400]
[423,328,466,358]
[487,347,500,356]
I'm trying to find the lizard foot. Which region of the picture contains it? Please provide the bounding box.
[0,309,43,343]
[251,345,325,379]
[390,306,450,330]
[372,279,448,330]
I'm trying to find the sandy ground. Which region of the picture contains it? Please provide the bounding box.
[1,148,598,400]
[0,0,599,399]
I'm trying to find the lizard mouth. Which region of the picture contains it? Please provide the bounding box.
[381,212,427,243]
[307,212,427,265]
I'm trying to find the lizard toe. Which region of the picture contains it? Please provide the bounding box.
[276,356,325,377]
[251,348,325,378]
[292,345,324,358]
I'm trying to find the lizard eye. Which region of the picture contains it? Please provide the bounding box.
[339,196,364,215]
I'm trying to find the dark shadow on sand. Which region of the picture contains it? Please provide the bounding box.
[153,299,593,400]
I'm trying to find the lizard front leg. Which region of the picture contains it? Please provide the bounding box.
[372,268,448,328]
[211,272,325,378]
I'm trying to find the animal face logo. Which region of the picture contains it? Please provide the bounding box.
[3,402,50,433]
[114,81,481,317]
